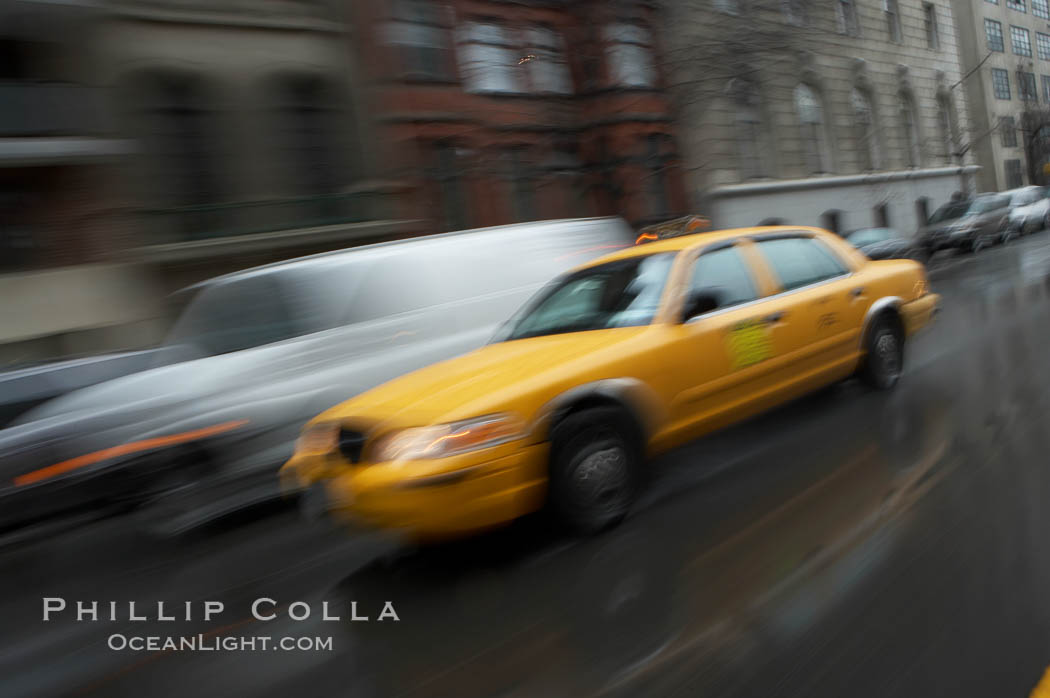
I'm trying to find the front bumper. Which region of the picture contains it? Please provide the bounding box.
[285,443,550,539]
[901,293,940,336]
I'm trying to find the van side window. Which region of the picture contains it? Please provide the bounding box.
[688,246,759,311]
[757,237,848,291]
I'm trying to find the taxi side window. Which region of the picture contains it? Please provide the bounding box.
[688,246,759,312]
[757,237,847,291]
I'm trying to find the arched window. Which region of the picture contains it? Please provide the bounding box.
[795,84,831,174]
[733,81,768,179]
[937,95,956,164]
[851,88,880,171]
[899,93,921,168]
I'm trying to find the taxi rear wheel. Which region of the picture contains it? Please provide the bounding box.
[860,316,904,390]
[548,407,640,535]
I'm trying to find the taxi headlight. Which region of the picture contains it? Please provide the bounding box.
[295,422,340,455]
[372,414,524,462]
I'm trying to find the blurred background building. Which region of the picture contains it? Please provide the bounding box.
[1,0,689,366]
[663,0,980,233]
[950,0,1050,190]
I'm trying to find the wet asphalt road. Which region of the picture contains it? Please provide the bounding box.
[5,235,1050,697]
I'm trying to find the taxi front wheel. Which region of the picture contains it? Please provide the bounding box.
[548,407,640,535]
[860,316,904,390]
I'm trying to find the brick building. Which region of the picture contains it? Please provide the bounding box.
[350,0,688,231]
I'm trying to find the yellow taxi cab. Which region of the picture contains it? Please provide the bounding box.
[280,226,940,539]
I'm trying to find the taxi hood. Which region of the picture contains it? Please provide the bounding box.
[314,327,650,428]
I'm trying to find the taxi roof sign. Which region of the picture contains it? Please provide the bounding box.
[636,215,711,244]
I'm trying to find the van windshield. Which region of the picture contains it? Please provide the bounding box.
[165,275,303,356]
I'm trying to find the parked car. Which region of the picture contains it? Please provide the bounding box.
[844,227,928,263]
[284,226,940,539]
[1006,185,1050,236]
[919,193,1010,253]
[0,218,634,535]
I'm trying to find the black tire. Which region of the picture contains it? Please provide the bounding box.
[860,315,904,390]
[548,407,640,535]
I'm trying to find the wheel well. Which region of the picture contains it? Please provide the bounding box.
[865,307,905,349]
[549,395,646,452]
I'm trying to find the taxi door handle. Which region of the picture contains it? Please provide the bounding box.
[850,286,866,298]
[764,310,787,324]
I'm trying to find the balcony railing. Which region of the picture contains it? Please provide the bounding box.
[0,83,107,137]
[136,190,399,243]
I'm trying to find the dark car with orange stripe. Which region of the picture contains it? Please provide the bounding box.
[0,219,633,536]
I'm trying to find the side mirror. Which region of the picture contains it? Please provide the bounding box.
[681,289,721,322]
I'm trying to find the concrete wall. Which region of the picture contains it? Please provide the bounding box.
[708,167,977,236]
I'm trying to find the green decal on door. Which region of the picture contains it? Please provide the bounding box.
[727,319,773,369]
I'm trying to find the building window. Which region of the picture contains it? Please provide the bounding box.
[604,24,657,88]
[733,81,768,179]
[924,4,939,48]
[899,94,921,167]
[986,19,1005,52]
[458,22,523,94]
[937,95,956,162]
[433,142,467,230]
[385,0,453,80]
[795,84,831,173]
[645,134,671,217]
[838,0,860,36]
[1042,74,1050,101]
[852,88,880,170]
[1012,26,1033,56]
[783,0,807,25]
[992,68,1012,99]
[1001,116,1018,146]
[1020,70,1038,101]
[714,0,740,14]
[1007,0,1026,11]
[987,0,998,4]
[885,0,902,42]
[1036,0,1050,18]
[523,26,573,95]
[505,147,535,222]
[1038,32,1050,60]
[1006,159,1024,187]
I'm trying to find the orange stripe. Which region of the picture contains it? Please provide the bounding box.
[12,419,249,487]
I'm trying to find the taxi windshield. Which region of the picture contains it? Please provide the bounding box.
[503,253,675,341]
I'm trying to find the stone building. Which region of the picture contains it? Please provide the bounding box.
[663,0,979,235]
[951,0,1050,190]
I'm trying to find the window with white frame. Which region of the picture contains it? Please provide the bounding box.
[385,0,454,80]
[1006,159,1023,188]
[885,0,902,42]
[992,68,1011,99]
[986,19,1004,52]
[523,26,573,94]
[1007,0,1026,12]
[458,22,523,94]
[604,23,657,88]
[838,0,860,36]
[852,88,880,170]
[899,94,921,167]
[795,84,831,173]
[1035,0,1050,18]
[1012,26,1032,56]
[924,3,939,48]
